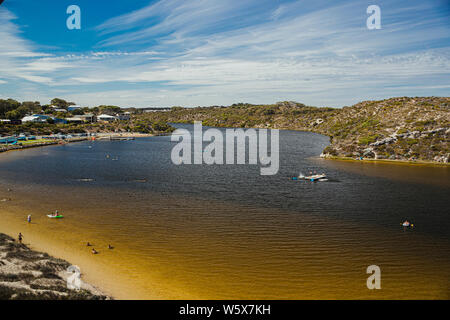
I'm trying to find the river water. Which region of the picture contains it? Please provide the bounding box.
[0,125,449,299]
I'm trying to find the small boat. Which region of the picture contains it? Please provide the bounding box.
[304,174,327,182]
[292,173,327,182]
[47,214,64,219]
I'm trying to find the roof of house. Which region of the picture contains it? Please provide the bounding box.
[22,114,50,121]
[97,114,117,119]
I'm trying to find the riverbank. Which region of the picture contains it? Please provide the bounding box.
[0,138,88,154]
[0,232,109,300]
[321,155,450,167]
[0,132,155,154]
[94,132,155,139]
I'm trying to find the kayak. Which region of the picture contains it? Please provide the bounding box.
[47,215,64,219]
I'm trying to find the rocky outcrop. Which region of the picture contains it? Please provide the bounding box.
[0,233,109,300]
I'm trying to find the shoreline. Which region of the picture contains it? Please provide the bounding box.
[0,132,155,154]
[0,232,110,300]
[321,155,450,167]
[0,138,88,154]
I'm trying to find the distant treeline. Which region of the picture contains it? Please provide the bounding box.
[0,98,174,135]
[0,98,127,119]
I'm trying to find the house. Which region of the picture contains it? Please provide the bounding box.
[143,107,171,112]
[66,117,84,124]
[54,108,67,113]
[0,119,11,124]
[116,112,131,121]
[67,105,83,112]
[78,113,96,123]
[66,113,96,123]
[97,114,118,122]
[21,114,51,123]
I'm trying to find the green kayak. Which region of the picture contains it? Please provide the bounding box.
[47,215,64,219]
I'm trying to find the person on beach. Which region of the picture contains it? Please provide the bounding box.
[27,215,31,223]
[18,233,23,243]
[108,244,113,249]
[87,242,92,246]
[91,248,98,254]
[53,210,59,217]
[402,220,414,227]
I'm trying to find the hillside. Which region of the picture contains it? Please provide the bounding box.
[142,97,450,163]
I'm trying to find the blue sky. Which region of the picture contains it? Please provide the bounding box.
[0,0,449,108]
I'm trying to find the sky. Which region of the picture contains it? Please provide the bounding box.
[0,0,449,108]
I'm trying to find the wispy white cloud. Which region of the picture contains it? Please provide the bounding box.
[0,0,449,107]
[0,9,58,85]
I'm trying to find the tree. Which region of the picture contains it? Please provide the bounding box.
[51,98,75,109]
[21,101,41,114]
[5,110,21,120]
[71,108,84,115]
[0,99,20,118]
[98,105,121,115]
[6,106,32,120]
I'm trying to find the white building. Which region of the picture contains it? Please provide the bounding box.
[21,114,51,123]
[68,105,83,112]
[116,112,131,121]
[97,114,118,122]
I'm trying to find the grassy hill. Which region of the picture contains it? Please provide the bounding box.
[142,97,450,163]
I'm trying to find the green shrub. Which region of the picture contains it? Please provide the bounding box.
[358,135,378,145]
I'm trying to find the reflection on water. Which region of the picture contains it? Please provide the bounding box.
[0,125,449,299]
